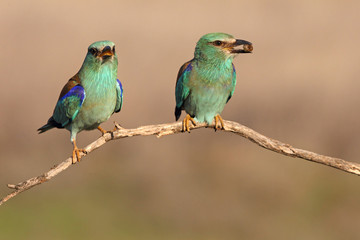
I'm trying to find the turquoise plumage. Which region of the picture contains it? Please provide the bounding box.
[38,41,123,163]
[175,33,252,131]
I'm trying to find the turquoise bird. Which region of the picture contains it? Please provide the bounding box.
[175,33,252,132]
[38,41,123,163]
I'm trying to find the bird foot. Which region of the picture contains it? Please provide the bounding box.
[214,115,225,131]
[182,114,197,132]
[72,146,87,164]
[97,126,114,135]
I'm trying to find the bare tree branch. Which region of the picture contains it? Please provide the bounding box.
[1,120,359,206]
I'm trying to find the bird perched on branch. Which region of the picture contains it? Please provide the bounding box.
[175,33,252,132]
[38,41,123,163]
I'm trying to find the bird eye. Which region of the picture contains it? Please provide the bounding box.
[112,46,115,53]
[214,41,222,46]
[89,48,98,55]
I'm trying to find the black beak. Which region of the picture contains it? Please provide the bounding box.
[231,39,253,53]
[235,39,252,46]
[100,46,113,60]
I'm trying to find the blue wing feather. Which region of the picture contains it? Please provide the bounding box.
[175,60,192,120]
[53,85,85,127]
[175,61,192,120]
[114,79,123,113]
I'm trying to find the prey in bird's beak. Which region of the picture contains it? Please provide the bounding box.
[229,39,253,54]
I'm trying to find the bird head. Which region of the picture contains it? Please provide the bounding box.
[194,33,252,61]
[83,41,118,70]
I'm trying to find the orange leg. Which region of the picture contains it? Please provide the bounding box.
[72,140,87,164]
[182,114,197,132]
[214,114,225,131]
[97,126,117,135]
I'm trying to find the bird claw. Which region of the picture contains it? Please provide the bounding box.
[72,147,87,164]
[214,115,225,131]
[182,114,196,132]
[97,126,113,135]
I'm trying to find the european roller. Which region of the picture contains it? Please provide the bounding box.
[38,41,123,163]
[175,33,252,132]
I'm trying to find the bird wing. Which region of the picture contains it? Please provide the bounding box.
[52,75,86,127]
[226,64,237,103]
[114,79,123,113]
[175,60,193,108]
[175,60,193,120]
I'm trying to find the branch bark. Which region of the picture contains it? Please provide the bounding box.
[1,120,359,206]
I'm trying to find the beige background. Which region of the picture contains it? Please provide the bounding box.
[1,0,360,239]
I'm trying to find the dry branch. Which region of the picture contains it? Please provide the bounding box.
[1,120,359,206]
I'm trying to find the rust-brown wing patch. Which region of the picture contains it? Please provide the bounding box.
[58,73,81,100]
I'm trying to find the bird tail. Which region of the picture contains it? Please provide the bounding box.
[37,117,60,133]
[37,124,54,134]
[175,107,182,121]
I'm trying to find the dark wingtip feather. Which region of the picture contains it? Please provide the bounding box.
[37,117,63,133]
[175,107,182,121]
[37,124,53,134]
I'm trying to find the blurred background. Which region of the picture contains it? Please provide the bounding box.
[1,0,360,239]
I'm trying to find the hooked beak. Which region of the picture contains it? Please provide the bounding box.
[230,39,253,54]
[99,46,114,61]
